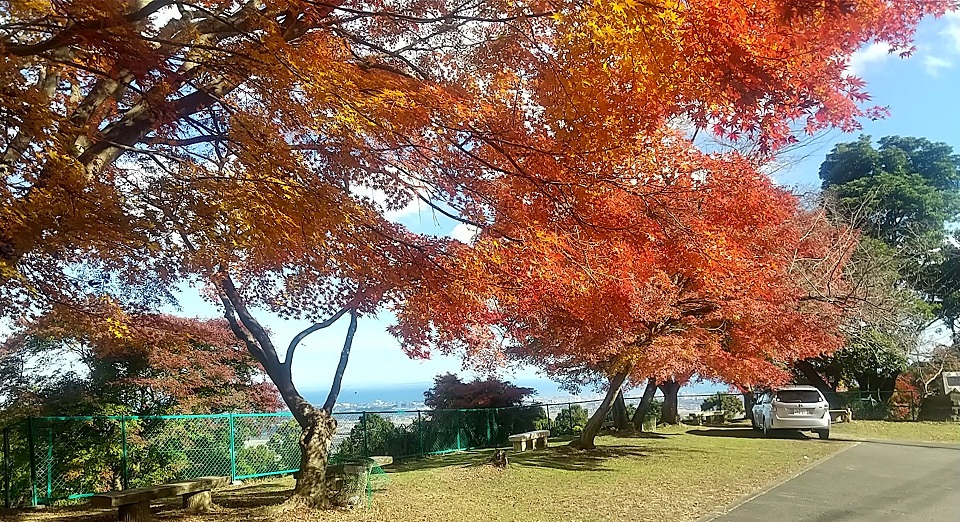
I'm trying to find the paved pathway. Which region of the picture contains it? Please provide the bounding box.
[706,440,960,521]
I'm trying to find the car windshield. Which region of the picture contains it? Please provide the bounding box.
[775,390,822,403]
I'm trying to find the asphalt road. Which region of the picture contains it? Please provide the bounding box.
[706,440,960,521]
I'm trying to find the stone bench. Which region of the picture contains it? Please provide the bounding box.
[90,475,229,522]
[830,409,852,423]
[326,455,394,508]
[687,411,727,425]
[508,429,550,451]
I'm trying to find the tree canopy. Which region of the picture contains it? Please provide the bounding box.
[820,135,960,248]
[1,0,953,504]
[807,135,960,402]
[423,373,536,410]
[0,308,280,422]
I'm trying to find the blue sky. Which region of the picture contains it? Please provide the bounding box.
[167,12,960,394]
[772,12,960,189]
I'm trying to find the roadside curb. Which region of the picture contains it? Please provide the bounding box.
[694,441,861,522]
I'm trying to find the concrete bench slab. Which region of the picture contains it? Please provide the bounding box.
[829,409,852,422]
[508,430,550,451]
[90,476,229,522]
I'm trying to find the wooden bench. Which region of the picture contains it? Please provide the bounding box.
[90,475,229,522]
[830,409,853,423]
[508,430,550,451]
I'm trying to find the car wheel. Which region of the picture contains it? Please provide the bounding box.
[817,429,830,440]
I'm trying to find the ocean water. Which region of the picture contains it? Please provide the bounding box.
[301,378,729,412]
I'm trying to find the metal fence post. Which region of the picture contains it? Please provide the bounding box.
[45,428,52,499]
[486,410,492,447]
[120,416,128,490]
[545,404,551,431]
[910,391,917,421]
[568,402,573,433]
[417,411,423,457]
[26,418,36,507]
[455,411,462,451]
[4,427,10,509]
[362,413,369,456]
[228,414,237,482]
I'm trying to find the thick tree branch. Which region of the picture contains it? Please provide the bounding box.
[285,305,352,382]
[322,308,358,413]
[1,0,177,57]
[217,274,282,371]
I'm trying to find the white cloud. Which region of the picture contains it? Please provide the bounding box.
[847,42,894,77]
[449,223,479,244]
[923,55,953,76]
[943,11,960,53]
[349,184,422,221]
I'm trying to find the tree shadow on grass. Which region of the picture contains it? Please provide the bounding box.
[395,440,708,474]
[687,427,817,440]
[1,507,115,522]
[392,449,494,472]
[215,482,291,509]
[510,444,695,472]
[603,430,670,440]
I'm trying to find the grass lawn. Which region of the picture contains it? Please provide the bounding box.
[1,425,846,522]
[832,420,960,443]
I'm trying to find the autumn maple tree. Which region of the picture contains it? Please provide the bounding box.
[1,0,953,505]
[0,303,280,418]
[394,141,856,448]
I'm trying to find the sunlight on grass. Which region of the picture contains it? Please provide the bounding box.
[0,426,848,522]
[832,421,960,443]
[270,426,843,522]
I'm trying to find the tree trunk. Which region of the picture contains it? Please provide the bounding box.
[857,372,900,404]
[743,391,756,422]
[612,390,630,431]
[795,360,844,408]
[631,378,658,431]
[293,408,338,507]
[571,368,631,449]
[659,379,681,425]
[216,275,359,509]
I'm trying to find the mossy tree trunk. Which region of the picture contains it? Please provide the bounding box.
[571,367,631,449]
[612,391,630,431]
[659,379,681,425]
[631,377,658,430]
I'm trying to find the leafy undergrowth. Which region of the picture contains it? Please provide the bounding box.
[0,425,845,522]
[832,420,960,443]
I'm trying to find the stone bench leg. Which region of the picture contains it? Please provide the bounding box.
[183,489,212,513]
[118,501,152,522]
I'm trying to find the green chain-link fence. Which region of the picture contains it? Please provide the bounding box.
[0,390,920,508]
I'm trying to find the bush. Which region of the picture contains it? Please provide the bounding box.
[553,405,589,435]
[700,394,744,421]
[849,396,888,420]
[643,400,662,424]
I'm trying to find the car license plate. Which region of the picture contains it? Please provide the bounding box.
[791,409,810,415]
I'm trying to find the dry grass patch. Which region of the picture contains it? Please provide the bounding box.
[1,425,847,522]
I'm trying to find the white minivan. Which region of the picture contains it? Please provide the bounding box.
[752,385,831,439]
